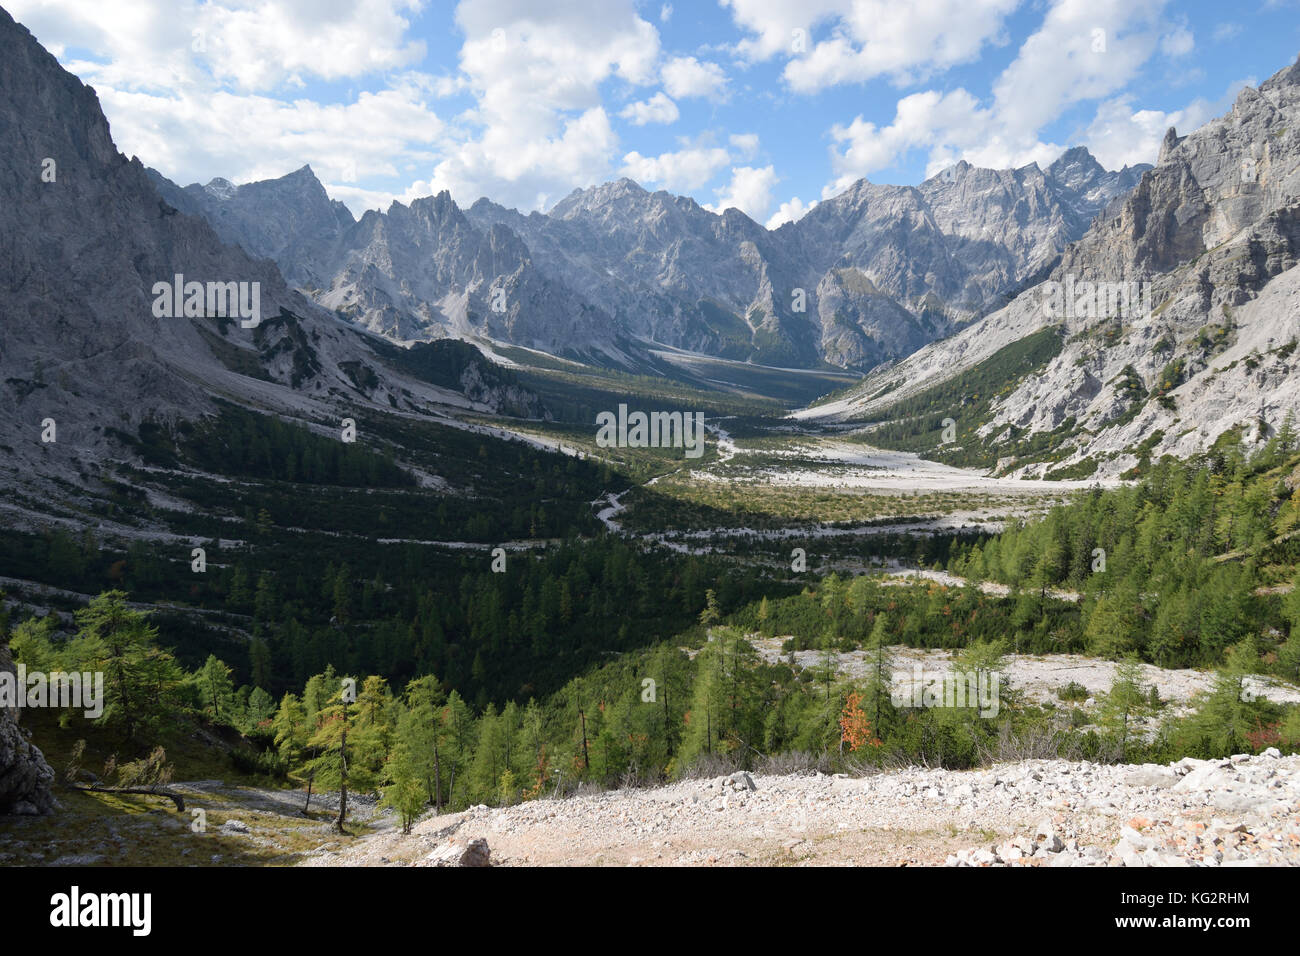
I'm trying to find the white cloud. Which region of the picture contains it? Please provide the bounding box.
[825,89,997,195]
[1160,26,1195,57]
[619,92,680,126]
[98,80,445,213]
[723,0,1018,92]
[1213,22,1242,42]
[662,56,729,100]
[766,195,816,229]
[620,144,731,192]
[729,132,761,159]
[821,0,1177,196]
[706,165,779,221]
[6,0,427,93]
[1083,79,1254,170]
[426,0,662,208]
[660,3,673,22]
[721,0,856,62]
[990,0,1166,137]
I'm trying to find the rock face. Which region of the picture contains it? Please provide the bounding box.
[812,56,1300,477]
[147,165,356,291]
[149,169,621,360]
[0,645,57,815]
[471,155,1147,370]
[150,140,1145,371]
[0,6,540,504]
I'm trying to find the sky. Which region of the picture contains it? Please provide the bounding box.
[9,0,1300,228]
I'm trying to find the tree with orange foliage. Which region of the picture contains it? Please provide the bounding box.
[839,691,881,753]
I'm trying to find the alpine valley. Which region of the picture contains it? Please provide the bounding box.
[2,2,1300,873]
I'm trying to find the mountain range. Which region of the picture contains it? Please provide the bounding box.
[805,58,1300,479]
[148,146,1149,372]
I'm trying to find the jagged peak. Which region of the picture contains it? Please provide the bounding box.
[549,177,651,218]
[1158,126,1182,165]
[1049,145,1103,172]
[469,196,509,214]
[1261,53,1300,92]
[202,177,237,200]
[408,189,462,218]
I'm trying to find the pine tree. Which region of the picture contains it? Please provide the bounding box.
[1100,656,1149,761]
[863,613,894,741]
[381,733,428,833]
[405,675,447,810]
[699,588,721,627]
[67,591,171,739]
[197,655,235,723]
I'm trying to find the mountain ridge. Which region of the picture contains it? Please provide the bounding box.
[803,55,1300,480]
[150,145,1147,373]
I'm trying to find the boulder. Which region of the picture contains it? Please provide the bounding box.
[0,646,57,816]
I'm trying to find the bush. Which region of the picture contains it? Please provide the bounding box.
[1057,681,1090,702]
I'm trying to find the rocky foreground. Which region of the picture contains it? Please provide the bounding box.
[311,751,1300,867]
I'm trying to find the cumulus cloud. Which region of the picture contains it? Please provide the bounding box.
[8,0,427,93]
[722,0,1018,91]
[620,143,732,192]
[1160,26,1195,57]
[729,132,761,159]
[99,79,445,214]
[720,0,846,61]
[425,0,661,209]
[821,0,1176,196]
[1083,79,1254,170]
[705,165,780,220]
[766,195,816,229]
[824,89,997,196]
[662,56,729,100]
[619,92,680,126]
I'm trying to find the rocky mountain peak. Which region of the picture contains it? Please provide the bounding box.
[1047,145,1105,186]
[1261,53,1300,92]
[549,177,650,219]
[203,177,237,199]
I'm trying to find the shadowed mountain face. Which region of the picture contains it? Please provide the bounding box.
[0,7,535,498]
[809,57,1300,480]
[150,146,1148,373]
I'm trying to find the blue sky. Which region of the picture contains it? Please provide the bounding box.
[10,0,1299,227]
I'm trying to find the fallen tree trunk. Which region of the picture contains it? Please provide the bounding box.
[69,783,185,812]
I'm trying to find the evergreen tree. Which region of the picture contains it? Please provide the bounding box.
[1100,656,1149,761]
[197,655,236,724]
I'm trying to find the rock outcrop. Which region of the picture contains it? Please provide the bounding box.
[0,644,56,815]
